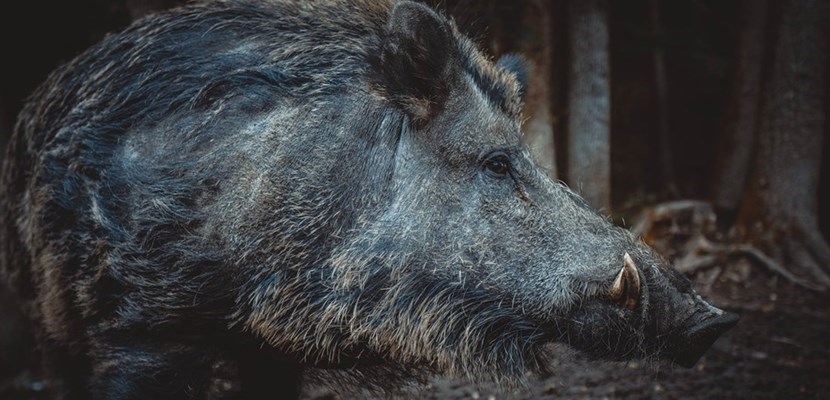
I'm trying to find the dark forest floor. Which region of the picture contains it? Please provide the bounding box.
[2,240,829,399]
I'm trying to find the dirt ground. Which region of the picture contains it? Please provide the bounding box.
[2,243,829,399]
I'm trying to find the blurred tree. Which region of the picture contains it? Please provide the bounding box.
[712,0,767,213]
[641,0,830,290]
[517,0,558,178]
[566,0,611,211]
[649,0,677,196]
[734,0,830,289]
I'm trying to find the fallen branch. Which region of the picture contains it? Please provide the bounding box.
[631,200,827,291]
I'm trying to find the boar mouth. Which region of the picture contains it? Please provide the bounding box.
[669,311,739,368]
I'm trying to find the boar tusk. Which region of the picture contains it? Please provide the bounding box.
[609,252,641,309]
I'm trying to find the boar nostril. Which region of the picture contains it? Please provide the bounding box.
[608,252,641,309]
[671,311,739,368]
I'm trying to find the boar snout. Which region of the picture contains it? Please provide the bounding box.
[670,309,739,368]
[589,251,739,368]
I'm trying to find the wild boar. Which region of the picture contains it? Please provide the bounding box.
[0,0,737,398]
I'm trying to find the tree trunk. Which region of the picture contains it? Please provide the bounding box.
[737,0,830,289]
[712,0,768,213]
[567,0,611,211]
[519,0,558,178]
[650,0,677,197]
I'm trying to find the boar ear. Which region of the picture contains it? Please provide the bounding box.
[496,54,529,100]
[371,1,457,124]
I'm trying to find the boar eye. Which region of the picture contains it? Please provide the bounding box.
[483,153,510,178]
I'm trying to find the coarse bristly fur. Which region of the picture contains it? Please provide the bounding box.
[0,0,737,398]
